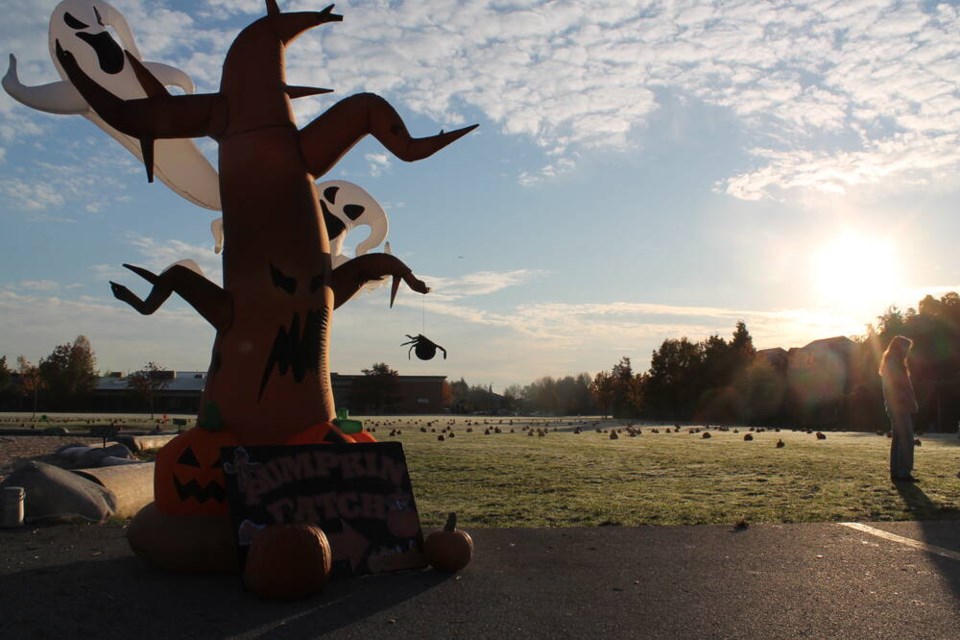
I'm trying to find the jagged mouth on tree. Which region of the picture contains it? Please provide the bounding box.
[258,307,327,400]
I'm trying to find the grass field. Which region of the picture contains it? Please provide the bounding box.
[361,417,960,530]
[3,414,960,530]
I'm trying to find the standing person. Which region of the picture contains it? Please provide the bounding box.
[879,335,919,482]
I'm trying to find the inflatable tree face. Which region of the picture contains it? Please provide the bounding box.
[36,1,476,445]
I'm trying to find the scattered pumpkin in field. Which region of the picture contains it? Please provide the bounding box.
[243,524,332,600]
[425,512,473,572]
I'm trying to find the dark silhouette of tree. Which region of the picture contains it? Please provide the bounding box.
[0,356,10,399]
[589,370,616,418]
[127,362,172,418]
[38,335,98,409]
[645,337,704,420]
[351,363,400,414]
[449,377,470,413]
[17,356,45,419]
[609,357,644,418]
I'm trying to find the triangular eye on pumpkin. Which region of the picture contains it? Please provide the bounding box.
[177,446,201,467]
[155,428,239,516]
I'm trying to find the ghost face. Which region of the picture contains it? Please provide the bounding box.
[48,0,143,96]
[319,181,389,268]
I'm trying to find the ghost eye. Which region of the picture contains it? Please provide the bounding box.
[323,186,340,204]
[270,263,297,294]
[64,12,89,29]
[344,204,365,221]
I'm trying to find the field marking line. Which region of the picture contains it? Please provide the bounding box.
[840,522,960,562]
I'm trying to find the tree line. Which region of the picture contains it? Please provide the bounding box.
[0,336,166,415]
[8,292,960,430]
[442,292,960,432]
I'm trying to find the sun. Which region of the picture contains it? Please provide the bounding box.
[809,231,904,318]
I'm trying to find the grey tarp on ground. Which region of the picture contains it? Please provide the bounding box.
[0,461,117,523]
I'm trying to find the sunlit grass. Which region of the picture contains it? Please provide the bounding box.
[359,417,960,530]
[4,414,958,531]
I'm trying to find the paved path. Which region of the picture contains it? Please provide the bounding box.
[1,521,959,639]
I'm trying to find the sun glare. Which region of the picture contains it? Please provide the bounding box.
[809,231,903,320]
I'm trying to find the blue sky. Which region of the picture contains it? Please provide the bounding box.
[2,0,960,391]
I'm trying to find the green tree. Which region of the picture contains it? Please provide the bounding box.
[589,370,616,418]
[645,337,704,420]
[127,362,172,418]
[610,357,644,417]
[38,335,98,409]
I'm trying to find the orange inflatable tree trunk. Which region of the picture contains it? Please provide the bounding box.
[55,1,475,446]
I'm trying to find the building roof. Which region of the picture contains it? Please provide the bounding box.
[96,371,207,393]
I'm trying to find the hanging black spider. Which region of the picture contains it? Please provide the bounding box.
[402,334,447,360]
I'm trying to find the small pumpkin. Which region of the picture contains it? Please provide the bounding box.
[154,427,239,516]
[424,512,473,572]
[243,523,333,600]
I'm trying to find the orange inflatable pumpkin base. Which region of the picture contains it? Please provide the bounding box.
[127,502,238,574]
[133,423,377,573]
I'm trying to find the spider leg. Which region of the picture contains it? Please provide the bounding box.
[407,344,415,360]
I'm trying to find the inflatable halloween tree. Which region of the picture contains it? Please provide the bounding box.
[6,0,475,572]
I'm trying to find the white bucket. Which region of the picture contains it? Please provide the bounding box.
[1,486,25,528]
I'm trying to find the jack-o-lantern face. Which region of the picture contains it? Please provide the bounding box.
[154,428,239,516]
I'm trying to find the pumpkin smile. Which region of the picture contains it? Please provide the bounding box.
[172,475,227,504]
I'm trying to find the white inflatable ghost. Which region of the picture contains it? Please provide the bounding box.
[2,0,221,211]
[318,180,390,269]
[6,2,392,284]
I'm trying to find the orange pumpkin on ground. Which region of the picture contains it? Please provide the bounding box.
[424,512,473,572]
[154,427,239,516]
[243,523,333,600]
[127,502,238,574]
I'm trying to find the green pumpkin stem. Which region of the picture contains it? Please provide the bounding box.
[444,512,458,532]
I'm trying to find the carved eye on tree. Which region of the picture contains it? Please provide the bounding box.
[270,263,297,294]
[401,334,447,360]
[154,428,239,516]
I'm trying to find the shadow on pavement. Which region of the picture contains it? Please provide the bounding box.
[0,553,449,640]
[894,480,960,602]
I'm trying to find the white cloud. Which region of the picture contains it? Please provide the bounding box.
[0,288,214,372]
[422,269,546,299]
[15,279,60,292]
[0,177,65,211]
[365,152,391,177]
[6,0,960,197]
[124,234,223,283]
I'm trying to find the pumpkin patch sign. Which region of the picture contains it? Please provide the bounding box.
[222,442,426,578]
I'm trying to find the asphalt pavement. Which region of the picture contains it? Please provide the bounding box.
[1,520,958,639]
